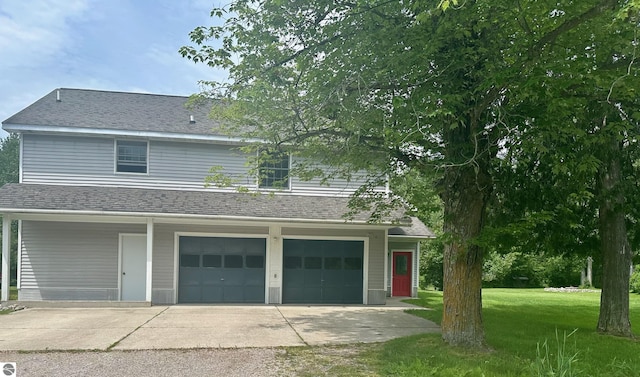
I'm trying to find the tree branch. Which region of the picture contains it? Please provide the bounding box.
[528,0,618,57]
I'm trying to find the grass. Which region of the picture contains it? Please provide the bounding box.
[382,289,640,376]
[277,289,640,376]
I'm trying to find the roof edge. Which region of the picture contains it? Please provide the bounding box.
[0,207,398,228]
[1,123,260,144]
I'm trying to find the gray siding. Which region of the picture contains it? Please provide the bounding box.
[19,221,145,301]
[22,134,253,190]
[21,134,383,196]
[281,227,386,303]
[290,157,384,196]
[18,220,268,303]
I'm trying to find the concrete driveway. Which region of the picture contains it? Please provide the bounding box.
[0,302,440,351]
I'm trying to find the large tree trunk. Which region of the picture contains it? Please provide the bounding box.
[440,162,491,348]
[596,137,632,337]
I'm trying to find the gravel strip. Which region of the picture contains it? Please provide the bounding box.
[0,348,288,377]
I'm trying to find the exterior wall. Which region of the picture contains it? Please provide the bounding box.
[22,134,252,191]
[282,227,387,304]
[19,221,145,301]
[21,134,381,196]
[18,218,388,305]
[388,240,420,297]
[290,157,384,195]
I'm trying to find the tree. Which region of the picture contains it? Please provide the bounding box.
[0,133,19,285]
[492,2,640,336]
[181,0,632,347]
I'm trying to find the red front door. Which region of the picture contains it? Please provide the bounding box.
[392,252,412,297]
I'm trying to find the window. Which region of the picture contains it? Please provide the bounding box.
[258,152,289,189]
[180,254,200,268]
[116,140,148,173]
[202,255,222,268]
[284,256,302,269]
[304,257,322,269]
[224,255,243,268]
[246,255,264,269]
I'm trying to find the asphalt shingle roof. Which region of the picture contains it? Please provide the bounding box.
[2,88,224,136]
[388,217,436,238]
[0,183,407,224]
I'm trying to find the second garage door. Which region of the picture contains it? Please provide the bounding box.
[282,239,364,304]
[179,236,266,303]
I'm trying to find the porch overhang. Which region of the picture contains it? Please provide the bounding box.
[0,183,405,230]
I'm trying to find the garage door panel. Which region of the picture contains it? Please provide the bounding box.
[222,285,244,302]
[283,239,364,304]
[180,285,202,303]
[201,286,223,302]
[243,286,265,302]
[283,286,304,302]
[201,269,223,284]
[245,269,265,285]
[323,287,343,302]
[179,236,266,303]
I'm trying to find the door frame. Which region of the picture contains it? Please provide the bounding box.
[118,233,147,301]
[391,250,414,297]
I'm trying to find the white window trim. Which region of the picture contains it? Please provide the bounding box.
[257,151,292,191]
[114,139,150,175]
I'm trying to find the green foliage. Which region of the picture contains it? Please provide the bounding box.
[483,252,584,288]
[483,252,541,288]
[182,0,639,345]
[0,134,19,285]
[420,239,444,290]
[532,329,579,377]
[630,267,640,293]
[0,133,19,184]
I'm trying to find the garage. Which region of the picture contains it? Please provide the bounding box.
[178,236,266,303]
[282,239,364,304]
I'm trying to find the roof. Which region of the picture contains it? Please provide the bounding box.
[388,217,436,239]
[0,183,410,225]
[2,88,225,137]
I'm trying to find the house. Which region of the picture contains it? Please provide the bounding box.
[0,88,434,305]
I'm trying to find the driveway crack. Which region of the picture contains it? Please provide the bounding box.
[276,306,308,346]
[106,306,169,351]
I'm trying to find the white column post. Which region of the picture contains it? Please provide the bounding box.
[383,231,389,297]
[268,225,282,304]
[1,215,11,301]
[415,241,421,297]
[146,218,154,303]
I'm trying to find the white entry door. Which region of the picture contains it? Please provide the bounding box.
[121,234,147,301]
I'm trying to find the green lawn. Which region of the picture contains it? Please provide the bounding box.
[376,289,640,376]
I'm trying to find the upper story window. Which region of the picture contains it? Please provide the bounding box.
[258,152,290,189]
[116,140,148,173]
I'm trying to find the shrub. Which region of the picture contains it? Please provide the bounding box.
[483,252,542,288]
[630,266,640,293]
[420,238,443,290]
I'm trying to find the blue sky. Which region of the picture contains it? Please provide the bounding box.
[0,0,227,137]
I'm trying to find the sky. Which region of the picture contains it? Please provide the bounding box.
[0,0,227,138]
